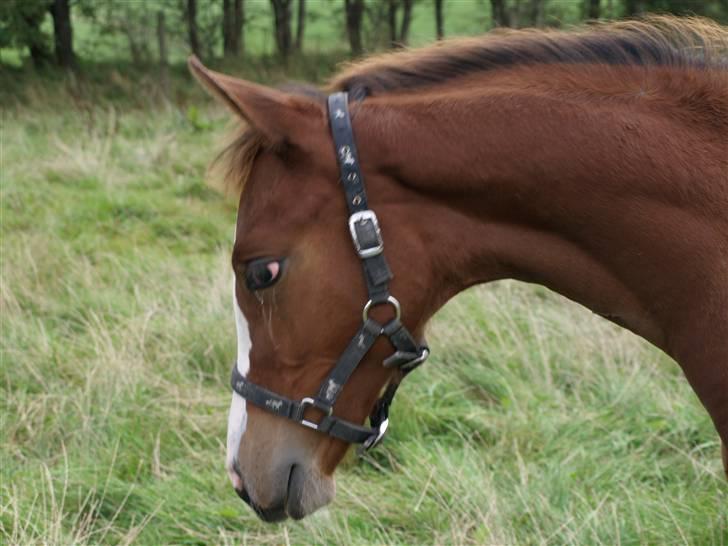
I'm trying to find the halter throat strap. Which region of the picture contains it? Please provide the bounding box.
[230,92,429,450]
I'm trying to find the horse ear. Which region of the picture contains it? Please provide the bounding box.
[187,55,324,146]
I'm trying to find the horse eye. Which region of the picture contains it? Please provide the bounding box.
[244,258,283,291]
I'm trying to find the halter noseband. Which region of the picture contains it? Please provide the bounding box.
[230,92,429,450]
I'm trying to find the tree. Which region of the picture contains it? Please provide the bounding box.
[398,0,412,46]
[623,0,645,15]
[295,0,305,52]
[157,10,169,96]
[157,10,167,66]
[0,0,53,67]
[530,0,545,26]
[434,0,444,40]
[587,0,600,18]
[234,0,244,54]
[386,0,415,48]
[345,0,364,56]
[387,0,397,47]
[490,0,510,27]
[223,0,244,57]
[270,0,293,60]
[223,0,232,55]
[186,0,201,57]
[49,0,75,68]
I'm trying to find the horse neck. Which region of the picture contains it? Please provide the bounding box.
[356,66,728,366]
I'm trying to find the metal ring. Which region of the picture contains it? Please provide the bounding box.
[362,296,401,322]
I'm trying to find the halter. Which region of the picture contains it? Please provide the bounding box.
[230,92,429,450]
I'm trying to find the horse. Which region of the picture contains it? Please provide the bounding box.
[189,16,728,522]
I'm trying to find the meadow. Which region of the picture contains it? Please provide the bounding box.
[1,59,727,544]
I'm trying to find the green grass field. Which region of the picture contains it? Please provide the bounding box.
[2,61,727,545]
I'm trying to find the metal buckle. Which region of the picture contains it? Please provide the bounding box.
[402,347,430,371]
[297,397,333,430]
[348,210,383,258]
[363,417,389,451]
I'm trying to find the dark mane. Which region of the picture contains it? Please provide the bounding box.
[329,16,728,97]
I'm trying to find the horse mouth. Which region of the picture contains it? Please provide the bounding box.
[234,461,334,522]
[236,486,288,523]
[234,464,303,522]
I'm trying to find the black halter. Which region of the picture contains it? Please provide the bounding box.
[230,92,429,450]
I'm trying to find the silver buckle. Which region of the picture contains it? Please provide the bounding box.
[348,210,383,259]
[298,397,333,430]
[403,347,429,371]
[363,417,389,451]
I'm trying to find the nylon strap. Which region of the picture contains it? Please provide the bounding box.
[328,92,392,304]
[316,319,383,405]
[231,365,377,444]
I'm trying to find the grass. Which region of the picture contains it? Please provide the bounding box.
[2,62,727,545]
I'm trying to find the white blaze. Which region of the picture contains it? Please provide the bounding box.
[226,277,252,490]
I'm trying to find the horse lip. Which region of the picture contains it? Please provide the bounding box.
[237,484,289,522]
[284,464,307,520]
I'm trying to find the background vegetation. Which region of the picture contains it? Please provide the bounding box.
[2,1,727,545]
[2,0,728,69]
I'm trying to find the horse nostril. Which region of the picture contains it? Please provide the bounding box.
[227,458,245,491]
[237,486,252,505]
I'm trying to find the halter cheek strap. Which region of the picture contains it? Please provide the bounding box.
[230,92,429,450]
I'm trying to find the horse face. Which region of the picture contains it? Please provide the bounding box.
[189,59,429,520]
[228,149,373,521]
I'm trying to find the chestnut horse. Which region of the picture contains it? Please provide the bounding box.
[190,17,727,521]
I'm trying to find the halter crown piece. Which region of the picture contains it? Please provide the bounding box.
[230,92,429,450]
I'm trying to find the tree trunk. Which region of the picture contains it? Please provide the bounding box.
[387,0,397,48]
[21,10,51,67]
[398,0,412,46]
[295,0,305,52]
[29,43,51,67]
[49,0,75,69]
[223,0,233,56]
[157,11,168,65]
[157,11,169,96]
[270,0,293,61]
[223,0,244,57]
[490,0,510,28]
[344,0,364,56]
[530,0,544,26]
[509,0,520,28]
[623,0,645,15]
[187,0,201,57]
[435,0,444,40]
[588,0,600,18]
[234,0,245,55]
[122,19,142,64]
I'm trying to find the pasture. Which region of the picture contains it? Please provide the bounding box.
[2,64,727,544]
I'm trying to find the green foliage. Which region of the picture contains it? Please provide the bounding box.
[1,68,726,545]
[0,0,51,53]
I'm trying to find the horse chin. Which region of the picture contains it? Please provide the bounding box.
[284,464,335,520]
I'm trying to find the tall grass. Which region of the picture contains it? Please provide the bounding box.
[1,69,726,545]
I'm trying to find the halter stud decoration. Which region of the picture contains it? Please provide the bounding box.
[230,92,429,450]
